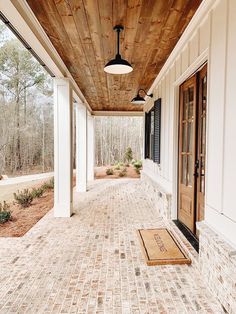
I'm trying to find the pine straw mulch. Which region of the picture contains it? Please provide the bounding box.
[0,189,54,237]
[95,165,140,179]
[0,177,77,237]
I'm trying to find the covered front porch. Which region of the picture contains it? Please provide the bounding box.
[0,179,222,313]
[1,0,236,313]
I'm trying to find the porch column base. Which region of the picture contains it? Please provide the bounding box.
[76,185,86,193]
[54,204,72,218]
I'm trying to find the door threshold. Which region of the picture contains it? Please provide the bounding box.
[173,220,199,252]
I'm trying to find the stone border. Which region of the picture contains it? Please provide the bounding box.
[141,172,172,219]
[197,221,236,314]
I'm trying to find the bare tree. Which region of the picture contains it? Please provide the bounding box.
[95,116,143,166]
[0,22,54,177]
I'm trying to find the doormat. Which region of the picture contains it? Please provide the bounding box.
[137,228,191,266]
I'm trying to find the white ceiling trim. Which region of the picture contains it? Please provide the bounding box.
[92,111,144,117]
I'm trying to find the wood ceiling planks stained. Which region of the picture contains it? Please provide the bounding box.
[26,0,201,112]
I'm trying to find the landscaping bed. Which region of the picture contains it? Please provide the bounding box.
[0,179,54,237]
[95,162,142,179]
[0,189,53,237]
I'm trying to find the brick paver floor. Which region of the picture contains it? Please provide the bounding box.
[0,179,224,314]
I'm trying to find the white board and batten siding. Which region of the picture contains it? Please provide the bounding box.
[143,0,236,247]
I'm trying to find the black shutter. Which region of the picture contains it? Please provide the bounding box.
[153,98,161,163]
[144,112,150,158]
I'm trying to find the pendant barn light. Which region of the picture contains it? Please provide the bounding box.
[104,25,133,75]
[131,89,153,105]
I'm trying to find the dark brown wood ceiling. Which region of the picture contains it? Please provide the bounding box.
[27,0,201,112]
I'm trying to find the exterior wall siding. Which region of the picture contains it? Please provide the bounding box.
[142,0,236,311]
[143,0,236,247]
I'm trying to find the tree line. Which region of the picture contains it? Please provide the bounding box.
[0,22,54,177]
[95,116,143,166]
[0,22,143,177]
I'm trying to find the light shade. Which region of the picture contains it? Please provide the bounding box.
[104,54,133,75]
[131,89,153,105]
[131,94,145,105]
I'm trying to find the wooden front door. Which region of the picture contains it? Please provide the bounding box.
[178,76,197,233]
[178,64,207,235]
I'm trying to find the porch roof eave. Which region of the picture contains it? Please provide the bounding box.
[1,0,93,112]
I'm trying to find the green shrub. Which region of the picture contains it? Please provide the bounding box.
[0,201,10,212]
[31,187,44,198]
[0,201,12,224]
[42,178,54,191]
[13,189,33,208]
[106,168,114,175]
[124,147,133,163]
[132,160,142,175]
[133,160,142,170]
[114,161,124,170]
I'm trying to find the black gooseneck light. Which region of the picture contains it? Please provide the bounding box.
[104,25,133,75]
[131,89,153,105]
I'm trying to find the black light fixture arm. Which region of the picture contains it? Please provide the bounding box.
[117,28,120,56]
[137,89,153,98]
[114,25,124,57]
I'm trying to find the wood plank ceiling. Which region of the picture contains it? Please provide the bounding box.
[27,0,201,112]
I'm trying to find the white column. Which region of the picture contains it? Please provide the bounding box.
[87,114,95,181]
[54,78,73,217]
[75,103,87,192]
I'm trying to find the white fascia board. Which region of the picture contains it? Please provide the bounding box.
[1,0,92,113]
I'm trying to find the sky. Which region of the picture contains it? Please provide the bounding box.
[0,20,15,46]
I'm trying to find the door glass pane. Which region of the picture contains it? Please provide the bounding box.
[183,91,188,120]
[187,121,193,153]
[188,87,194,119]
[182,123,187,152]
[187,155,193,186]
[189,86,194,102]
[181,155,187,185]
